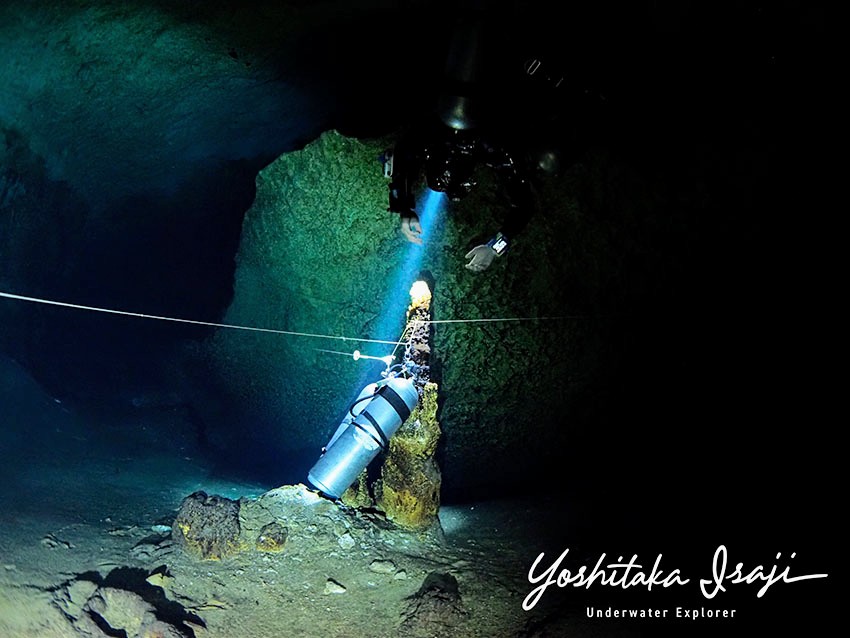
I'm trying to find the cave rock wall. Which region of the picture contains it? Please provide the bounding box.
[204,129,597,493]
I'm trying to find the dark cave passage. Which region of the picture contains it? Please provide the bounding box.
[0,0,481,410]
[1,151,270,404]
[0,0,443,404]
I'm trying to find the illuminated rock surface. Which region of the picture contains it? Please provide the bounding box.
[203,129,597,498]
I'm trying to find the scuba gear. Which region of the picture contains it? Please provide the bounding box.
[487,232,509,256]
[307,374,418,499]
[424,129,478,201]
[382,7,539,258]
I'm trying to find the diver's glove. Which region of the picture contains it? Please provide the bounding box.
[400,212,423,245]
[464,233,509,273]
[464,245,495,272]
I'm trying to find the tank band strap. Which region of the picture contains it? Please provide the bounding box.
[356,411,389,450]
[379,384,412,423]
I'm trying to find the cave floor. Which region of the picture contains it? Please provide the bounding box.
[0,401,642,638]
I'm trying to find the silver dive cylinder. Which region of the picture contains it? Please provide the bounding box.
[325,382,378,450]
[308,376,418,499]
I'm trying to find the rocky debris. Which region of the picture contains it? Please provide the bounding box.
[235,484,444,559]
[41,533,74,549]
[53,578,100,622]
[369,559,397,574]
[49,567,205,638]
[173,491,241,560]
[72,587,192,638]
[152,484,461,631]
[84,586,157,637]
[130,535,177,563]
[400,571,467,637]
[323,578,347,595]
[168,484,446,568]
[337,532,356,550]
[21,482,554,637]
[145,569,175,592]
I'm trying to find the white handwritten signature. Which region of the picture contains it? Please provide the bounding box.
[524,545,828,611]
[699,544,828,599]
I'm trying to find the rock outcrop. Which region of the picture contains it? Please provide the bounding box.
[200,128,598,495]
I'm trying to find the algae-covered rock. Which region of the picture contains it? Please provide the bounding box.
[340,470,375,509]
[375,382,442,530]
[400,571,467,637]
[255,522,288,552]
[173,491,241,560]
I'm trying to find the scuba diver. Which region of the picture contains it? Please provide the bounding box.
[386,118,535,273]
[383,4,545,273]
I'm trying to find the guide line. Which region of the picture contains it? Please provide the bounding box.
[0,289,576,346]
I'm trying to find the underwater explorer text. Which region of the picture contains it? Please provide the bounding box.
[523,544,829,611]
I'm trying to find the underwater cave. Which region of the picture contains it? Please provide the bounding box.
[0,1,836,637]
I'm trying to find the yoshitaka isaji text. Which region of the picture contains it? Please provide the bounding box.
[524,544,828,611]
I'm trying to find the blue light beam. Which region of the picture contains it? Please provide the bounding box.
[370,188,445,352]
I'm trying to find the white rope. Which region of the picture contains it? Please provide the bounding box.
[0,290,575,348]
[0,290,402,346]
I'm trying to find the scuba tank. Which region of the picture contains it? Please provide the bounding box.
[307,375,418,499]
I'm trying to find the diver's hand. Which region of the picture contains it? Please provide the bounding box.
[401,213,423,244]
[464,245,497,272]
